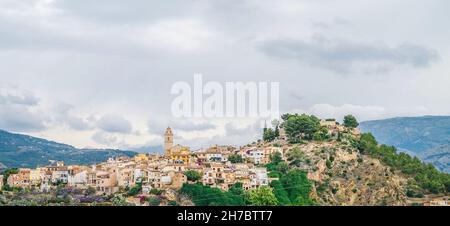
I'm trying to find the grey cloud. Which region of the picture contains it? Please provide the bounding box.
[147,120,167,135]
[258,37,440,74]
[97,114,133,133]
[52,103,92,131]
[0,91,39,106]
[1,0,450,149]
[147,118,216,135]
[224,121,261,137]
[0,89,46,132]
[172,120,216,131]
[65,116,91,131]
[178,120,262,149]
[0,104,47,132]
[91,131,118,146]
[50,0,199,24]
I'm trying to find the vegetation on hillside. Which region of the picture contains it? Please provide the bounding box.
[184,170,202,182]
[279,113,332,143]
[359,116,450,173]
[343,115,359,128]
[354,133,450,195]
[179,183,246,206]
[228,154,244,163]
[0,129,136,169]
[266,152,315,206]
[275,114,450,198]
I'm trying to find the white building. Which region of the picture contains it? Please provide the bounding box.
[249,167,269,188]
[51,169,69,184]
[68,171,88,188]
[206,152,224,162]
[247,149,264,164]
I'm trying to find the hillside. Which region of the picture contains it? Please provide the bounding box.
[359,116,450,173]
[0,130,137,169]
[257,113,449,205]
[278,141,407,205]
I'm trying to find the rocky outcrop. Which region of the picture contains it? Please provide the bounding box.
[287,141,407,206]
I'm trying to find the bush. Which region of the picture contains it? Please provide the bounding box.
[228,154,243,163]
[326,160,332,169]
[184,170,202,182]
[127,182,142,196]
[149,188,163,195]
[147,197,161,206]
[179,183,245,206]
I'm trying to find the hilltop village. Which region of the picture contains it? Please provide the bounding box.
[1,125,286,195]
[0,118,355,195]
[1,115,448,206]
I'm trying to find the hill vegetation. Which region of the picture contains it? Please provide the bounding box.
[359,116,450,173]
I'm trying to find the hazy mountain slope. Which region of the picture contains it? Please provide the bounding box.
[359,116,450,173]
[0,129,137,169]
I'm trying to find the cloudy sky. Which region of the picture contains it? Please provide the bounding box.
[1,0,449,151]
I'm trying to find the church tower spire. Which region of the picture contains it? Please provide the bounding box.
[164,127,173,156]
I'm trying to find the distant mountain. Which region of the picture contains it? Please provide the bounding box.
[0,129,137,169]
[359,116,450,173]
[130,145,164,154]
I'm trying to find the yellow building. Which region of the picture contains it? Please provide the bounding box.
[134,153,149,163]
[164,127,191,164]
[169,144,191,164]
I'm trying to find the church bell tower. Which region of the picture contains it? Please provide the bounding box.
[164,127,173,156]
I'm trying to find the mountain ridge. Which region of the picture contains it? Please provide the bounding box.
[0,129,137,169]
[359,115,450,173]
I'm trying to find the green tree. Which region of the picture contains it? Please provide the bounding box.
[286,147,305,167]
[245,186,278,206]
[272,119,280,138]
[179,183,245,206]
[184,170,202,182]
[269,180,291,206]
[282,114,321,142]
[149,188,163,195]
[1,168,18,190]
[280,170,314,205]
[343,115,359,128]
[228,154,243,164]
[127,182,142,196]
[276,162,289,174]
[269,152,283,164]
[111,195,134,206]
[148,197,162,206]
[313,126,329,141]
[356,133,378,154]
[263,128,277,142]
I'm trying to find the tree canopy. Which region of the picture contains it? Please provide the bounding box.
[281,114,321,143]
[343,115,359,128]
[184,170,202,182]
[228,154,244,164]
[245,186,278,206]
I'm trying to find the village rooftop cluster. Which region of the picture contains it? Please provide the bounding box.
[0,120,356,196]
